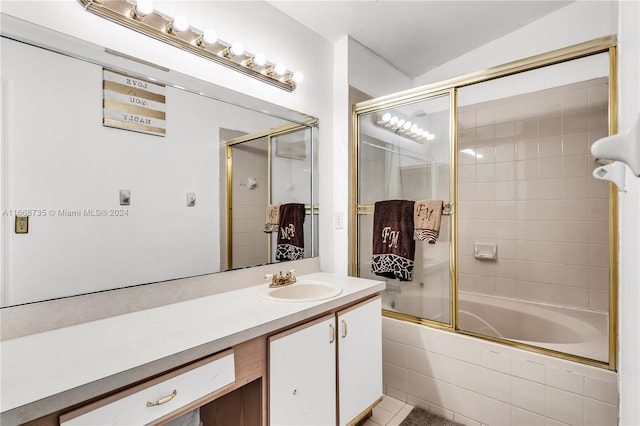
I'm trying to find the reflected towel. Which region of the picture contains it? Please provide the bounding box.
[371,200,415,281]
[413,200,443,244]
[276,203,306,261]
[264,204,280,233]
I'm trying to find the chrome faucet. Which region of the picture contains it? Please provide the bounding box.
[266,269,297,288]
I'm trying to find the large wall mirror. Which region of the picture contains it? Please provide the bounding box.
[0,14,319,307]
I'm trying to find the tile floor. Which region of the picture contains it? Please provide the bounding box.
[363,395,414,426]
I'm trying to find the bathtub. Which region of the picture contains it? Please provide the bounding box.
[382,287,608,362]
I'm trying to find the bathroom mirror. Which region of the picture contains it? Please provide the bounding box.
[0,14,319,307]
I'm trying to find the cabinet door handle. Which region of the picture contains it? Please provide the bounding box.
[146,389,177,407]
[341,320,348,339]
[329,324,335,343]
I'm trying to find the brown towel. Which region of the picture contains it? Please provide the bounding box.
[413,200,443,244]
[371,200,415,281]
[264,204,280,233]
[276,203,306,261]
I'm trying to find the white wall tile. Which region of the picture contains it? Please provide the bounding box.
[407,373,453,409]
[512,377,546,415]
[383,338,407,367]
[511,357,546,384]
[481,397,512,426]
[384,361,407,392]
[584,376,618,404]
[512,406,546,426]
[546,367,585,394]
[481,349,511,374]
[584,398,618,426]
[451,387,482,421]
[546,387,585,425]
[481,368,512,403]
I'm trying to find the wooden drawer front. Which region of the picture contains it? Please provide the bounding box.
[61,351,235,425]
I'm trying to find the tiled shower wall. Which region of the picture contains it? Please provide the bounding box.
[457,78,610,311]
[230,139,269,269]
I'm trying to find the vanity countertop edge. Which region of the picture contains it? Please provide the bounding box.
[0,272,384,425]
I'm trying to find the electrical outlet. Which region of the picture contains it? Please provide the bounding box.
[335,212,344,229]
[15,216,29,234]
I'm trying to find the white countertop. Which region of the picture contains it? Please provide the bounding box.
[0,272,384,425]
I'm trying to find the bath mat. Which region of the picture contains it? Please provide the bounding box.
[399,407,463,426]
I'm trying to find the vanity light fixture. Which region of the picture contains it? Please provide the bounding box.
[78,0,303,92]
[374,112,434,142]
[166,15,189,34]
[196,29,217,47]
[131,0,153,19]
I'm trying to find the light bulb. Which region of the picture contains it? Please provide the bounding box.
[417,128,424,136]
[199,29,217,46]
[382,113,391,122]
[273,63,286,76]
[396,119,406,128]
[403,121,412,131]
[230,41,244,56]
[291,71,304,84]
[410,124,418,133]
[133,0,153,18]
[389,116,398,125]
[170,15,189,33]
[252,53,267,67]
[426,133,435,140]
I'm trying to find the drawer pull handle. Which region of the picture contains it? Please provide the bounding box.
[341,320,348,338]
[147,389,177,407]
[329,324,335,343]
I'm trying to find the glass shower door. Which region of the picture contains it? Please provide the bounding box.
[356,92,453,325]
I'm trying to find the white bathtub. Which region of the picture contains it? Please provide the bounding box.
[382,288,608,362]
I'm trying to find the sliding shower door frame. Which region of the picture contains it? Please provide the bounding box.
[225,122,316,269]
[351,36,618,370]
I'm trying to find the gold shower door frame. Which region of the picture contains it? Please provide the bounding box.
[225,122,315,269]
[350,36,618,370]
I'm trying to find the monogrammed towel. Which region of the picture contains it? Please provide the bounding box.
[276,203,306,261]
[371,200,415,281]
[264,204,280,233]
[413,200,443,244]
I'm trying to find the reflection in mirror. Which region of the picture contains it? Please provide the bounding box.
[0,15,318,307]
[223,125,316,270]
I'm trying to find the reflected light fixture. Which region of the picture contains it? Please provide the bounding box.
[78,0,303,91]
[375,112,434,142]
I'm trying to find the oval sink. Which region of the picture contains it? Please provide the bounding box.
[259,281,343,302]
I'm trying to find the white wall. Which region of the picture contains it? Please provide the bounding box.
[615,0,640,424]
[413,0,618,86]
[348,37,413,98]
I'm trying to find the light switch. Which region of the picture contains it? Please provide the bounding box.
[15,216,29,234]
[120,189,131,206]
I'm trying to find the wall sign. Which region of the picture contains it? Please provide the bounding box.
[103,69,166,136]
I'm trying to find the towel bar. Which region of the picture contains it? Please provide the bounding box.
[356,201,453,216]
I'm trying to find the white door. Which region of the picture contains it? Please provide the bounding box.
[337,297,383,426]
[269,314,336,426]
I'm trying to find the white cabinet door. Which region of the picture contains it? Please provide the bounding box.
[269,314,336,426]
[337,297,382,426]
